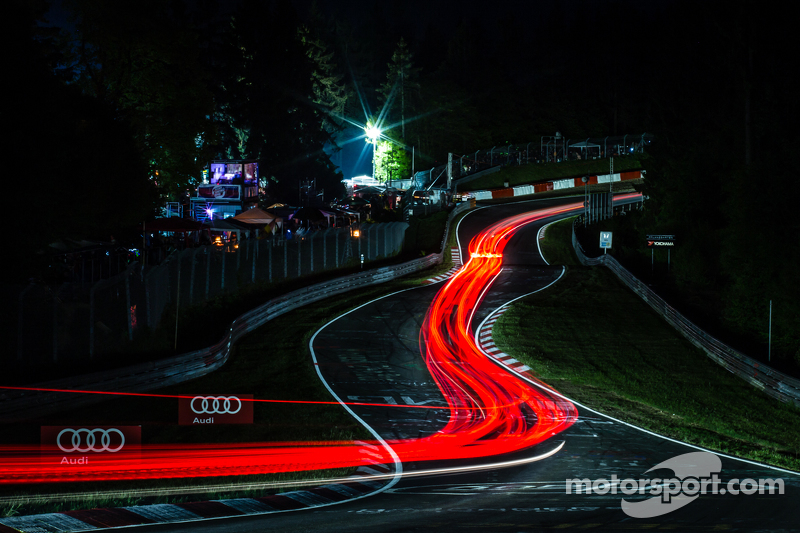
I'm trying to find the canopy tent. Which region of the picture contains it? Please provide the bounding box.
[232,207,283,238]
[326,207,360,225]
[232,207,280,225]
[263,206,299,224]
[569,141,602,149]
[352,185,384,197]
[206,218,247,241]
[292,206,336,228]
[569,139,602,160]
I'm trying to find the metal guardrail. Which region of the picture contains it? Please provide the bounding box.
[0,204,472,420]
[571,220,800,407]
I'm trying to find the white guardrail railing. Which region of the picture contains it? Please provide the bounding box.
[572,218,800,407]
[0,203,472,420]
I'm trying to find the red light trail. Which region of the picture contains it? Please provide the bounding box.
[1,199,627,484]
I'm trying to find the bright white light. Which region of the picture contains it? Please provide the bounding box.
[365,124,381,143]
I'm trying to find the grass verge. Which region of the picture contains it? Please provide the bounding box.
[492,218,800,472]
[0,468,356,518]
[539,216,580,267]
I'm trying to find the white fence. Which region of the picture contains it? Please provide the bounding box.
[12,223,408,365]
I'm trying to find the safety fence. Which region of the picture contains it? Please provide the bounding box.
[571,221,800,407]
[0,204,471,419]
[12,223,408,365]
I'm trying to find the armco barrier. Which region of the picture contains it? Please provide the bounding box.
[571,220,800,408]
[469,170,642,201]
[0,204,472,420]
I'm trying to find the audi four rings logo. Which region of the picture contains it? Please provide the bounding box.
[190,395,242,414]
[56,428,125,453]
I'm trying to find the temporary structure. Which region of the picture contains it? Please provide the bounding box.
[232,207,283,237]
[232,207,280,225]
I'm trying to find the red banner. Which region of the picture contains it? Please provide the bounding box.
[41,426,141,466]
[179,395,254,425]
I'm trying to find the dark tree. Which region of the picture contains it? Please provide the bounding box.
[6,0,157,280]
[212,0,342,203]
[61,0,217,198]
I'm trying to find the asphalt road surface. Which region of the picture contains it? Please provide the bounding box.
[142,196,800,532]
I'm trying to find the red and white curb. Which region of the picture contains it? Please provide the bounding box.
[0,449,394,532]
[424,248,462,284]
[474,267,567,381]
[477,307,533,376]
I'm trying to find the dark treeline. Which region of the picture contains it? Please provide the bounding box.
[9,0,799,359]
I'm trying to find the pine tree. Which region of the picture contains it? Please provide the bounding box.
[378,38,420,140]
[298,24,350,134]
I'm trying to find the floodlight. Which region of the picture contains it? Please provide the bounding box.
[365,124,381,143]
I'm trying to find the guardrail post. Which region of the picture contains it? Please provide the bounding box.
[335,230,339,268]
[268,241,273,282]
[283,240,288,279]
[297,238,301,278]
[310,233,314,273]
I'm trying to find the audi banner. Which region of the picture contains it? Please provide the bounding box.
[179,394,254,425]
[41,426,141,465]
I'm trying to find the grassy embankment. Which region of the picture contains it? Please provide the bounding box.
[458,155,645,192]
[0,210,463,516]
[494,215,800,471]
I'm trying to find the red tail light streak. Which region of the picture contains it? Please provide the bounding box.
[1,199,633,484]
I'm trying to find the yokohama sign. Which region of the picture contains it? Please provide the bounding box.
[646,234,676,248]
[179,394,254,425]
